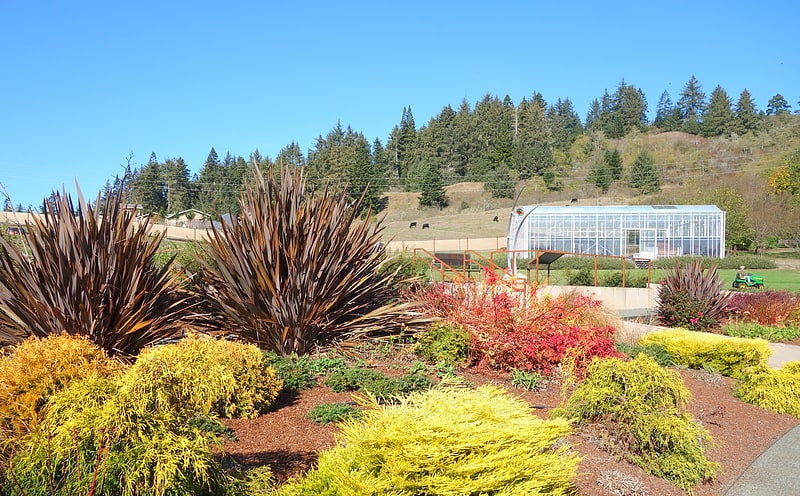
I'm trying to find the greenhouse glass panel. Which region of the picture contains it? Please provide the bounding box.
[507,205,725,263]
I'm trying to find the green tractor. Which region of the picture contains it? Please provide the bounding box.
[732,272,764,289]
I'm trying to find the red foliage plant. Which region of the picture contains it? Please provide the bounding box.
[725,290,800,327]
[414,276,622,377]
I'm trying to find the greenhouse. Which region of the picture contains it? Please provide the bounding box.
[506,205,726,262]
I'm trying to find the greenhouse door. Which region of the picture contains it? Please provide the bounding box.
[626,229,657,259]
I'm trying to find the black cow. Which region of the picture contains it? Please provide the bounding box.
[492,215,499,222]
[570,198,578,203]
[422,223,430,229]
[409,222,417,228]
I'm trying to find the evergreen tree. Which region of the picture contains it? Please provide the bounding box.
[766,94,791,115]
[418,161,447,208]
[131,152,166,214]
[196,147,225,214]
[514,98,555,183]
[276,141,306,168]
[418,104,461,182]
[547,98,583,152]
[344,131,382,215]
[587,159,612,193]
[629,150,661,194]
[307,122,347,186]
[484,162,516,199]
[162,157,193,213]
[371,137,390,192]
[605,148,623,180]
[398,106,418,185]
[677,75,706,133]
[585,99,602,132]
[3,197,12,212]
[653,90,681,131]
[604,80,648,138]
[451,99,476,178]
[735,89,760,134]
[703,85,737,137]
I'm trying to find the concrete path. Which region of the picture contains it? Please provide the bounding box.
[725,424,800,495]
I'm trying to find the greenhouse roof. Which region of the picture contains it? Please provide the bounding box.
[514,205,722,215]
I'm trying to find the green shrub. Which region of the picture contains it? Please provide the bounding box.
[276,382,579,495]
[567,267,594,286]
[652,255,776,270]
[600,271,624,287]
[639,328,772,379]
[306,403,362,424]
[0,334,123,453]
[552,355,718,493]
[414,322,470,367]
[324,365,432,400]
[735,362,800,417]
[723,322,800,342]
[122,333,283,419]
[265,353,320,391]
[550,256,636,271]
[3,374,242,496]
[378,249,432,284]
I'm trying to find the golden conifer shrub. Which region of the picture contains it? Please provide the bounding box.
[277,380,579,495]
[119,333,283,419]
[0,333,122,450]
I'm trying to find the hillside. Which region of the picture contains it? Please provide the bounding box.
[379,126,800,245]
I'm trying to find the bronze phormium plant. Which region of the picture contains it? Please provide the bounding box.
[198,165,426,355]
[656,260,731,331]
[0,185,194,358]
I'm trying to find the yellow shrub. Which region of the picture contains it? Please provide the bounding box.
[120,333,282,418]
[0,333,122,447]
[277,380,579,495]
[639,328,771,379]
[552,355,718,494]
[735,361,800,417]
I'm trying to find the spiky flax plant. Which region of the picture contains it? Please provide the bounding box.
[199,165,425,355]
[0,184,194,358]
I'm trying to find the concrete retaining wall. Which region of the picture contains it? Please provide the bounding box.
[539,284,659,314]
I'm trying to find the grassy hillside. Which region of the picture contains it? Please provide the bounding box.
[381,117,800,247]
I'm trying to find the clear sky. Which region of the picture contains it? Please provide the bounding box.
[1,0,797,211]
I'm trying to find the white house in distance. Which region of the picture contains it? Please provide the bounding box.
[506,205,726,264]
[163,209,212,228]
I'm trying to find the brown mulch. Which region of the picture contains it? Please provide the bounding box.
[218,364,799,495]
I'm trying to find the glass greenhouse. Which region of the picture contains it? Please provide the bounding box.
[507,205,726,262]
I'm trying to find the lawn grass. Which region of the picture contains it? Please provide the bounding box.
[436,266,800,293]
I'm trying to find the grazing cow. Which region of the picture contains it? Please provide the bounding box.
[409,222,417,228]
[570,198,578,203]
[422,223,430,229]
[492,215,499,222]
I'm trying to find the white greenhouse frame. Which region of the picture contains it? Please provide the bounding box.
[507,205,726,265]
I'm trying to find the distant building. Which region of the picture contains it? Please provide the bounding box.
[507,205,725,262]
[164,209,212,228]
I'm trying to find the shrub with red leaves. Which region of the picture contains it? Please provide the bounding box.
[414,280,623,377]
[725,290,800,326]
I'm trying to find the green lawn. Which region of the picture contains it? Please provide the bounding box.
[510,268,800,292]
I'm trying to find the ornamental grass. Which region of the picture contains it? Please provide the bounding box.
[198,164,428,355]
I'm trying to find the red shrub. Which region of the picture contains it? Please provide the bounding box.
[413,280,623,376]
[725,291,800,326]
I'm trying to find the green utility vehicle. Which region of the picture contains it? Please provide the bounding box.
[732,273,764,289]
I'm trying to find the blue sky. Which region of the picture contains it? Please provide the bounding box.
[1,0,797,210]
